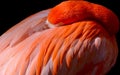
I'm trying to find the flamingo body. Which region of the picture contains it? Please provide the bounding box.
[0,1,119,75]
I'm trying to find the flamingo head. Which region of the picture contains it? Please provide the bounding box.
[47,1,119,35]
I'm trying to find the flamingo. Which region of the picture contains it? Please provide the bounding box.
[0,0,119,75]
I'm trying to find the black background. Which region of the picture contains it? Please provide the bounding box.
[0,0,120,75]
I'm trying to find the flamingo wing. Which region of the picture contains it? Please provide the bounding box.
[0,1,119,75]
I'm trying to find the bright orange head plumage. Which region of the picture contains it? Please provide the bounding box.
[48,1,119,34]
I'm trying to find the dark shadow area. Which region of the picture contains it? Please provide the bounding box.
[0,0,63,35]
[88,0,120,75]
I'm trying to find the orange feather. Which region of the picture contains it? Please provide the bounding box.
[0,1,119,75]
